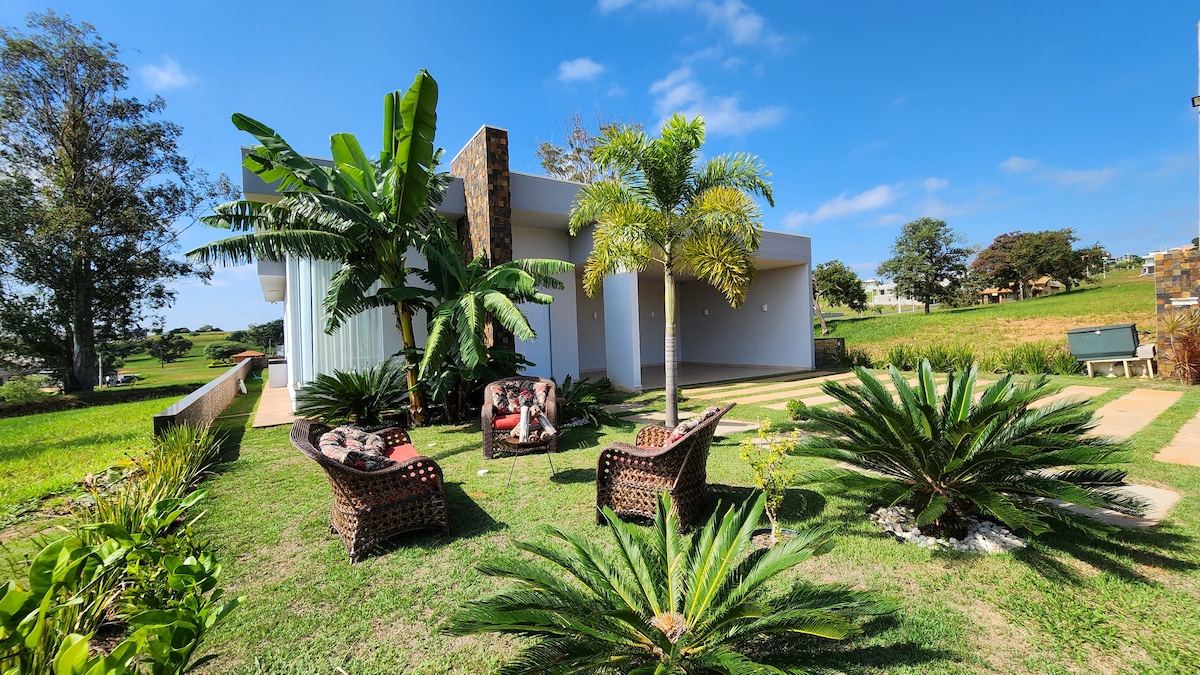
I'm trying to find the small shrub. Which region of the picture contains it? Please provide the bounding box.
[922,343,953,372]
[1047,346,1081,376]
[0,376,49,403]
[554,374,620,426]
[1015,343,1051,375]
[1162,308,1200,384]
[945,343,976,372]
[785,398,810,421]
[296,358,409,427]
[740,421,799,546]
[840,346,873,368]
[885,344,917,371]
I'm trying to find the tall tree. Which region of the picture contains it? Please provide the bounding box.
[876,217,973,314]
[569,113,773,427]
[971,231,1033,298]
[189,72,441,423]
[813,260,868,312]
[535,113,641,184]
[0,12,226,391]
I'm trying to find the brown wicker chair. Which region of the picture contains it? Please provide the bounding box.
[481,377,558,459]
[595,403,735,530]
[291,419,449,561]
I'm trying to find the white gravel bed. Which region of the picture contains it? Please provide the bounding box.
[869,506,1027,554]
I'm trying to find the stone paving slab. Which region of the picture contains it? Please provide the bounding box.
[1154,409,1200,467]
[1029,385,1110,410]
[252,381,297,428]
[616,410,760,436]
[1087,389,1183,440]
[684,371,834,396]
[690,372,855,400]
[1041,484,1181,528]
[601,402,653,414]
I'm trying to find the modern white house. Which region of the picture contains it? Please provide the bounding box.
[246,126,815,410]
[862,279,922,308]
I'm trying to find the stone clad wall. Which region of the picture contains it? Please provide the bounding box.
[813,338,845,368]
[1153,249,1200,371]
[450,125,515,350]
[152,360,251,436]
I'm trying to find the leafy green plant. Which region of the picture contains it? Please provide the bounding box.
[740,421,799,546]
[1047,345,1081,376]
[839,346,873,368]
[785,398,809,421]
[553,374,620,426]
[0,376,48,403]
[295,359,409,427]
[1161,308,1200,384]
[444,492,895,673]
[203,340,252,362]
[885,344,917,370]
[792,361,1144,536]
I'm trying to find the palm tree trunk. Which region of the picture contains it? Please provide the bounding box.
[664,267,679,429]
[394,302,426,425]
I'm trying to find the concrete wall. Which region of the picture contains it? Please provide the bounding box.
[153,360,251,435]
[638,275,667,366]
[512,226,580,380]
[602,272,642,390]
[677,264,813,369]
[575,281,606,372]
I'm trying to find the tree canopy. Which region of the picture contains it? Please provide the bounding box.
[535,113,641,184]
[0,12,228,390]
[813,260,868,312]
[876,218,974,314]
[972,229,1106,297]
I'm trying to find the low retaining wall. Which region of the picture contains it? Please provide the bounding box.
[152,360,251,435]
[813,338,845,368]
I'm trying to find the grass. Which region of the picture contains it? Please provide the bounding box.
[821,269,1155,358]
[115,331,253,389]
[175,373,1200,674]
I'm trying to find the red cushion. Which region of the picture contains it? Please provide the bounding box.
[384,442,419,462]
[493,413,521,430]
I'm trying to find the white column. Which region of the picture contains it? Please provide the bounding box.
[603,272,642,391]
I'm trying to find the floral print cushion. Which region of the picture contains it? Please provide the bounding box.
[319,426,394,471]
[666,406,722,444]
[491,380,551,415]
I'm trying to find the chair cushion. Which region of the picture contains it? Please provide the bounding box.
[491,380,552,416]
[666,406,722,444]
[384,442,419,462]
[493,413,543,431]
[319,426,395,471]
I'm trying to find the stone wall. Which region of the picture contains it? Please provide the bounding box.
[813,337,845,368]
[152,360,251,436]
[450,126,514,350]
[1154,249,1200,371]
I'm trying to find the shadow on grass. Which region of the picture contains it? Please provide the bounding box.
[747,613,957,673]
[368,483,507,560]
[702,484,828,525]
[550,468,595,485]
[1016,525,1198,584]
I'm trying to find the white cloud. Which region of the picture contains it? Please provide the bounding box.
[697,0,782,48]
[876,213,908,226]
[923,177,949,192]
[139,57,196,90]
[597,0,636,10]
[1000,156,1116,191]
[648,66,784,135]
[558,57,605,82]
[1000,156,1039,173]
[786,184,904,225]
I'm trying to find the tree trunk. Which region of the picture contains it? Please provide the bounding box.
[394,301,426,425]
[66,277,96,392]
[923,299,930,314]
[812,297,829,335]
[664,266,679,429]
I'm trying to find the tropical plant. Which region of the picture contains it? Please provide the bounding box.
[838,346,873,369]
[444,492,895,674]
[792,361,1145,536]
[295,359,409,427]
[568,113,773,427]
[417,221,573,421]
[785,398,809,421]
[1161,307,1200,384]
[884,344,918,371]
[189,71,442,424]
[554,373,620,426]
[1047,345,1082,376]
[740,421,799,546]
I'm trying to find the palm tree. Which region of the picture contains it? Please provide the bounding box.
[444,492,895,674]
[568,113,773,427]
[187,70,440,423]
[792,361,1145,536]
[417,222,573,420]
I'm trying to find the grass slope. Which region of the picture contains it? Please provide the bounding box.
[824,269,1155,357]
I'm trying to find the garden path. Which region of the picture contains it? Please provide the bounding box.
[1029,385,1111,409]
[1087,389,1183,439]
[1154,410,1200,467]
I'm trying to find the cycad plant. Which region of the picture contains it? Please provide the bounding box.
[444,493,895,674]
[792,361,1144,536]
[295,359,409,427]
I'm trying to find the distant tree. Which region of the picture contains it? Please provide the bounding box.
[1193,236,1199,248]
[246,319,284,349]
[971,231,1034,298]
[536,113,642,184]
[198,324,214,332]
[813,260,868,312]
[877,218,974,314]
[0,12,229,392]
[228,330,249,343]
[169,327,191,335]
[147,333,192,368]
[204,340,251,362]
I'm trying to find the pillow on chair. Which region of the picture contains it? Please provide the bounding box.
[319,426,395,471]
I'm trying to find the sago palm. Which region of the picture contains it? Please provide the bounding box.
[792,361,1145,536]
[444,493,896,674]
[568,113,773,427]
[187,70,442,423]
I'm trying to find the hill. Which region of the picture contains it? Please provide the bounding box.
[823,268,1156,359]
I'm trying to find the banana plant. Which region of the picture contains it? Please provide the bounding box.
[189,70,444,424]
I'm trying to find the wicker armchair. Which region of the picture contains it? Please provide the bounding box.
[291,419,449,561]
[596,403,735,530]
[481,377,558,459]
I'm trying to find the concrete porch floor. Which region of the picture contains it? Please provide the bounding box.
[580,363,807,390]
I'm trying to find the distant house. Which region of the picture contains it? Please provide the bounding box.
[980,276,1063,304]
[1029,276,1064,298]
[862,280,921,307]
[979,286,1015,304]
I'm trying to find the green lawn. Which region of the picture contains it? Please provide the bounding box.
[116,331,254,390]
[185,376,1200,674]
[822,269,1156,358]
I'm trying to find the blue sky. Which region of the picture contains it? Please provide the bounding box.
[3,1,1199,330]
